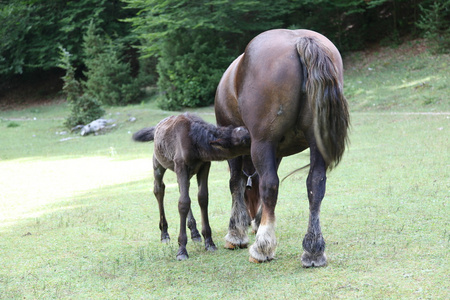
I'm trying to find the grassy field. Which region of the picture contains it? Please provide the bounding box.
[0,43,448,299]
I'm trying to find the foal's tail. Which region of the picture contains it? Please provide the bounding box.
[296,37,350,169]
[132,127,155,142]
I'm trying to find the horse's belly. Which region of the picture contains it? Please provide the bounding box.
[276,130,309,157]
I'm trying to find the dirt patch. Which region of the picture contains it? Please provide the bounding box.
[343,38,430,71]
[0,68,65,111]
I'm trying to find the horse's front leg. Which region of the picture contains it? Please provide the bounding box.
[224,156,251,249]
[196,162,217,251]
[302,139,328,267]
[248,142,279,263]
[175,162,191,261]
[153,156,169,243]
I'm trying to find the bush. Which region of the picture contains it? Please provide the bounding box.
[156,33,231,110]
[64,94,105,128]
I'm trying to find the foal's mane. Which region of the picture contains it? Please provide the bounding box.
[186,113,232,151]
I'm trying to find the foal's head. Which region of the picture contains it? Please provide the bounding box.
[210,126,251,156]
[231,126,251,147]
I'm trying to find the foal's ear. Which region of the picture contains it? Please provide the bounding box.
[210,139,229,150]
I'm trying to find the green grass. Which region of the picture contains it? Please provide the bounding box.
[344,40,449,112]
[0,44,449,299]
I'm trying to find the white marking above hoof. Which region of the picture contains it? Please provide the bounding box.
[225,232,249,248]
[248,224,276,262]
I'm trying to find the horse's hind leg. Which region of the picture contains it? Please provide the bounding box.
[301,138,327,267]
[248,142,279,263]
[197,162,217,251]
[187,209,202,242]
[224,156,250,249]
[153,156,169,243]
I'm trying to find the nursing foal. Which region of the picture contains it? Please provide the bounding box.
[133,113,251,260]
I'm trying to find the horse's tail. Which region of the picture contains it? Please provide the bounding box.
[132,127,155,142]
[296,37,350,169]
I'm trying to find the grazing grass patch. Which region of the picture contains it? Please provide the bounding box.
[0,45,448,298]
[344,41,449,112]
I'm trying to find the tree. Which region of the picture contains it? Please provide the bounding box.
[124,0,294,109]
[416,1,450,53]
[58,47,104,128]
[82,21,142,106]
[0,0,137,76]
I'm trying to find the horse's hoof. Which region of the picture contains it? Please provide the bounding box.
[161,238,170,244]
[249,256,262,263]
[224,241,248,250]
[176,254,189,261]
[301,251,327,268]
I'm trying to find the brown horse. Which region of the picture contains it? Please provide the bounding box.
[133,113,251,260]
[215,29,349,266]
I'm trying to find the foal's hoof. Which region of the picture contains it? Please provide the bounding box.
[301,251,327,268]
[190,230,202,243]
[176,254,189,261]
[206,244,217,252]
[192,236,202,243]
[161,232,170,243]
[224,241,248,250]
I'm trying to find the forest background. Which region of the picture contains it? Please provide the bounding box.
[0,0,449,119]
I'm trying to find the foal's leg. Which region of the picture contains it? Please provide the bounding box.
[175,162,191,261]
[187,209,202,242]
[301,138,328,267]
[248,142,279,262]
[196,162,217,251]
[153,156,169,243]
[224,156,250,249]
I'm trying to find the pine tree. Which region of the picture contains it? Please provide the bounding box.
[58,46,104,128]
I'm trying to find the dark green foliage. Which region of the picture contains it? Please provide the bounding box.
[6,122,20,128]
[1,0,447,110]
[124,0,292,110]
[59,46,104,128]
[58,47,82,103]
[0,3,31,74]
[0,0,136,76]
[82,22,142,106]
[416,1,450,53]
[156,33,231,110]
